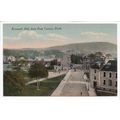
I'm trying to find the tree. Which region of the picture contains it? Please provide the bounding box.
[106,53,111,59]
[28,61,48,90]
[87,53,96,63]
[12,59,27,71]
[49,59,58,69]
[4,71,25,96]
[51,59,57,66]
[95,52,103,58]
[71,54,82,64]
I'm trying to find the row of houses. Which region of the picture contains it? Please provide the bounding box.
[3,55,57,63]
[3,54,71,72]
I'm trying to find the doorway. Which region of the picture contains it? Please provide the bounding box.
[93,81,97,88]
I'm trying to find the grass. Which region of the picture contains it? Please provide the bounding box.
[22,74,65,96]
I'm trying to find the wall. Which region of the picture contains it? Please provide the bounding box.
[100,71,117,92]
[90,68,100,87]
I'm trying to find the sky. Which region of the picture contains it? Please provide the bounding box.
[3,24,117,49]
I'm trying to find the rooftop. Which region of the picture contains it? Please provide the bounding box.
[90,61,104,69]
[101,60,117,72]
[90,64,100,69]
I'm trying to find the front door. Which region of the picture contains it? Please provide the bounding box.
[93,81,97,88]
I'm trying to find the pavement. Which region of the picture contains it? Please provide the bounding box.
[51,69,96,96]
[60,83,88,96]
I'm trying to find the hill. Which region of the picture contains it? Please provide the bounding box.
[47,42,117,57]
[3,42,117,58]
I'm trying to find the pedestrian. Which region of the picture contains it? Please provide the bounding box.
[58,69,60,73]
[88,87,89,91]
[81,92,82,96]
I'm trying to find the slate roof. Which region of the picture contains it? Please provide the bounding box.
[90,64,100,69]
[90,61,104,69]
[101,60,117,72]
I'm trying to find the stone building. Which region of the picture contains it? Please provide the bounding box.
[90,60,117,94]
[90,63,101,88]
[100,60,117,93]
[61,54,71,69]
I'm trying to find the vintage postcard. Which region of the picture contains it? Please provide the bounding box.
[3,23,117,96]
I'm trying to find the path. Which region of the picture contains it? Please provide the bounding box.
[26,71,67,85]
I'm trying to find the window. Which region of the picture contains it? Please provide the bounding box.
[116,73,117,78]
[94,69,96,73]
[115,81,117,87]
[94,76,96,80]
[103,80,106,85]
[103,72,106,77]
[108,80,112,86]
[109,73,112,78]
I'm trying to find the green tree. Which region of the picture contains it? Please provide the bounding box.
[71,54,82,64]
[12,59,28,71]
[4,71,25,96]
[28,61,48,90]
[88,53,96,60]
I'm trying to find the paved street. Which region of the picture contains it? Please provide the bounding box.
[52,69,96,96]
[69,70,87,82]
[60,83,88,96]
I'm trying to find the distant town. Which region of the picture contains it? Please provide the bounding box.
[3,42,117,96]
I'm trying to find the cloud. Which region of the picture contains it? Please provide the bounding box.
[79,31,116,43]
[4,30,42,42]
[3,31,116,49]
[47,33,68,40]
[45,33,70,45]
[80,32,108,40]
[80,32,108,36]
[3,31,71,48]
[18,30,42,41]
[4,31,43,48]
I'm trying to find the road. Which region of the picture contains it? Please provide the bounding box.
[52,69,96,96]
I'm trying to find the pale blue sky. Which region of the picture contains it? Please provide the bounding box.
[3,24,117,49]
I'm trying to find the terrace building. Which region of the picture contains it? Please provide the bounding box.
[90,59,117,94]
[90,63,101,88]
[100,60,117,93]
